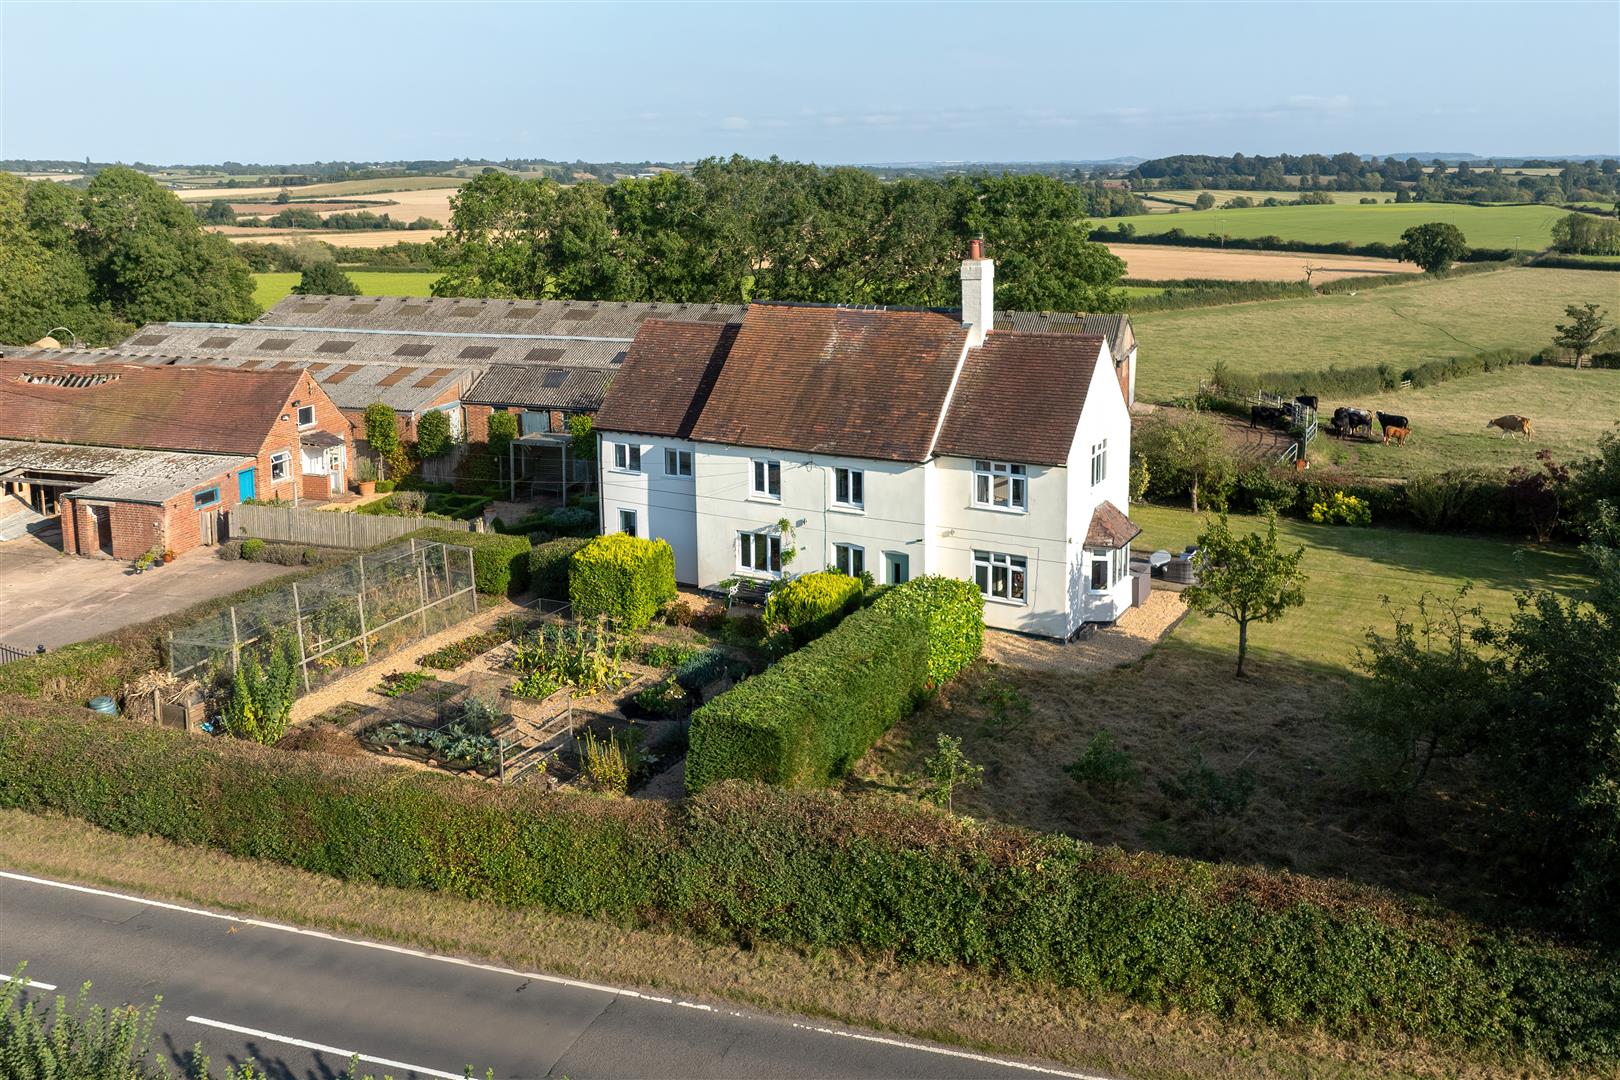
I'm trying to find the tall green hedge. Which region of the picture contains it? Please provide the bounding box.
[688,576,980,791]
[569,533,676,629]
[762,571,864,647]
[528,537,589,601]
[408,528,530,596]
[0,708,1614,1063]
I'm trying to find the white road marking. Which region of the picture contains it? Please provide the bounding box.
[186,1015,464,1080]
[0,973,58,991]
[2,869,1110,1079]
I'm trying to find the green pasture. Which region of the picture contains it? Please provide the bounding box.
[252,271,442,309]
[1114,202,1567,250]
[1132,503,1589,674]
[1140,189,1390,209]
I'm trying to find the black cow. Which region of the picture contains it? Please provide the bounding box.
[1295,394,1319,412]
[1377,411,1411,446]
[1250,404,1283,429]
[1376,411,1409,432]
[1332,407,1373,438]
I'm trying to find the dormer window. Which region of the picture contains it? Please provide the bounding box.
[973,460,1026,511]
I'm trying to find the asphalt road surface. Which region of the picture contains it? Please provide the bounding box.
[0,871,1107,1080]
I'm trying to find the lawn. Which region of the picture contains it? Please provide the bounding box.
[1112,202,1568,249]
[253,270,442,308]
[859,504,1592,914]
[1131,265,1619,400]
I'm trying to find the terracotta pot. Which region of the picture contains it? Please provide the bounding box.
[162,551,175,564]
[356,480,376,497]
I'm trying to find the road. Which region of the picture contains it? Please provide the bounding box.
[0,872,1105,1080]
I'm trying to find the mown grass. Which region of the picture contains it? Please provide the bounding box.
[1113,202,1568,249]
[1139,189,1393,209]
[252,270,442,308]
[1131,266,1618,401]
[0,808,1588,1080]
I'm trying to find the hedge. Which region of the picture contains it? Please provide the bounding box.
[569,533,677,629]
[762,571,864,647]
[1092,224,1517,263]
[407,528,530,596]
[527,537,589,601]
[687,576,981,792]
[1210,347,1535,401]
[0,708,1614,1064]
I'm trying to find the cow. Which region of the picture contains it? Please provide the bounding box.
[1332,407,1373,439]
[1250,404,1284,430]
[1377,411,1411,446]
[1295,394,1319,412]
[1487,414,1535,439]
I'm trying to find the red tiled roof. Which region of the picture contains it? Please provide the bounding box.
[688,304,969,462]
[933,332,1106,466]
[594,321,738,438]
[0,359,301,455]
[1085,500,1141,548]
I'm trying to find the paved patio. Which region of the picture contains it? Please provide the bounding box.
[0,529,295,651]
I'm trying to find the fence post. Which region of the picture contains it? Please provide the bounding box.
[412,538,429,636]
[469,547,479,614]
[356,553,372,663]
[290,581,313,695]
[228,606,241,676]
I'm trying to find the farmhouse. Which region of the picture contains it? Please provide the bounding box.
[594,245,1140,638]
[0,355,352,558]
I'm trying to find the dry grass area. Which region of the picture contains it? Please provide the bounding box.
[220,227,450,247]
[0,808,1583,1080]
[175,176,463,201]
[1107,243,1415,281]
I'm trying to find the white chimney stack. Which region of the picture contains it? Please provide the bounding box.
[960,238,994,348]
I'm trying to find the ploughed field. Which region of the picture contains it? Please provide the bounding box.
[1109,201,1568,249]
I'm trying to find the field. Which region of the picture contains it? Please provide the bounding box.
[1108,243,1413,282]
[1139,189,1389,211]
[252,270,442,308]
[225,227,451,249]
[1112,202,1568,249]
[1130,266,1618,400]
[861,504,1589,913]
[175,175,465,200]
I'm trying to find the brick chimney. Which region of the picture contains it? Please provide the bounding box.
[960,239,994,348]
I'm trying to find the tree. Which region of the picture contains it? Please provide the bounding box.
[1396,222,1468,274]
[1182,514,1307,677]
[1135,412,1235,513]
[291,260,358,296]
[1394,187,1413,204]
[415,408,452,458]
[486,410,519,480]
[363,401,400,480]
[568,412,596,460]
[1506,450,1571,542]
[921,733,984,812]
[1194,191,1216,210]
[1552,302,1609,369]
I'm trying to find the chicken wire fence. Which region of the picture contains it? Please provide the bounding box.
[169,540,478,698]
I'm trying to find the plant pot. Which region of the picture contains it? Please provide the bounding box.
[355,481,376,497]
[162,551,175,564]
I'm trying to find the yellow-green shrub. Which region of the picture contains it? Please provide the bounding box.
[763,571,863,647]
[569,533,677,629]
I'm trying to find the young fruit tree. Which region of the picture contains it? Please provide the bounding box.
[1552,302,1609,369]
[922,733,984,813]
[1182,514,1307,677]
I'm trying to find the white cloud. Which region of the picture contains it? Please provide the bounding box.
[720,116,749,131]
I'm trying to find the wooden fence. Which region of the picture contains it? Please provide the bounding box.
[231,503,475,549]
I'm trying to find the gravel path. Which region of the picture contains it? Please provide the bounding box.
[982,590,1187,674]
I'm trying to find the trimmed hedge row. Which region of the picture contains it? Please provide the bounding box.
[527,537,589,601]
[687,576,981,791]
[569,533,677,630]
[1092,224,1518,263]
[0,708,1615,1063]
[1210,347,1534,400]
[762,571,864,647]
[407,528,530,597]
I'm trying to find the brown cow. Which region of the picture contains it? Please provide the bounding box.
[1487,415,1534,438]
[1382,425,1410,446]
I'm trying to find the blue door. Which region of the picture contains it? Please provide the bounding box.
[237,467,256,502]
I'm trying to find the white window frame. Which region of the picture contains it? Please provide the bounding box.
[664,448,693,477]
[833,543,865,578]
[832,466,864,510]
[973,550,1028,605]
[296,405,316,429]
[269,450,291,482]
[972,460,1027,512]
[618,508,638,537]
[737,529,783,577]
[751,458,781,501]
[1090,439,1108,487]
[1088,548,1116,592]
[612,442,642,473]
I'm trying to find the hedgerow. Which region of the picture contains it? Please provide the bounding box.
[569,534,677,629]
[1210,347,1535,400]
[528,537,589,601]
[687,577,979,791]
[0,708,1615,1063]
[407,528,529,596]
[762,571,864,647]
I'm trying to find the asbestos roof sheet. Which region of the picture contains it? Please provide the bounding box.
[256,295,745,339]
[463,365,615,410]
[0,438,247,505]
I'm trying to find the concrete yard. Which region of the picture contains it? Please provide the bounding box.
[0,532,294,651]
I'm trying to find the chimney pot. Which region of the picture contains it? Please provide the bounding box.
[969,238,983,260]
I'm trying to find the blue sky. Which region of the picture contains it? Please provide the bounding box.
[3,1,1615,164]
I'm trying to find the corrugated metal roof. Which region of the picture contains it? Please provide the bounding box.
[256,295,746,339]
[0,438,247,505]
[463,365,614,410]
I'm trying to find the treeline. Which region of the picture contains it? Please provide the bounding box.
[1127,153,1620,204]
[429,156,1126,311]
[1091,222,1517,262]
[1552,212,1620,255]
[234,239,436,273]
[230,208,442,231]
[0,167,258,346]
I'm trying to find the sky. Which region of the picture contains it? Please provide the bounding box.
[2,1,1616,165]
